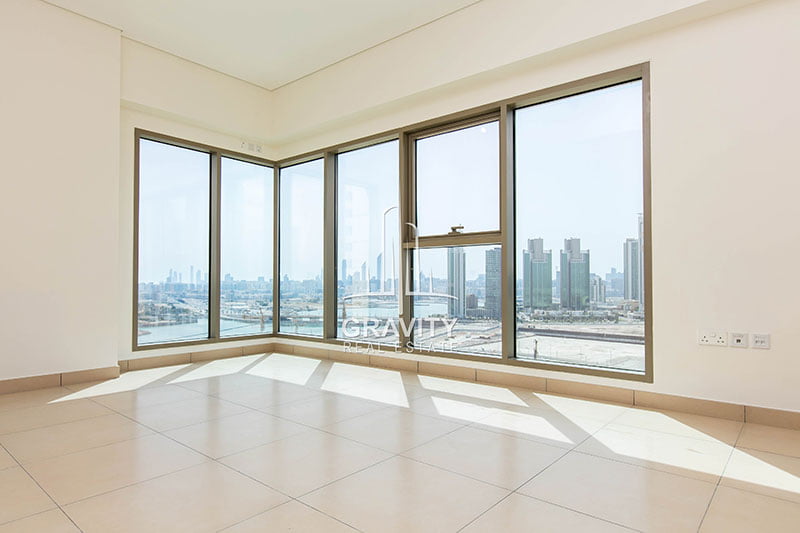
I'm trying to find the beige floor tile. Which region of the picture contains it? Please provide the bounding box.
[171,373,275,395]
[62,365,193,395]
[519,452,716,532]
[700,486,800,532]
[613,407,743,445]
[222,500,356,532]
[90,384,204,412]
[329,378,431,407]
[0,447,14,471]
[302,456,509,533]
[164,410,309,458]
[461,493,632,533]
[721,448,800,503]
[407,394,496,423]
[472,407,606,449]
[737,423,800,458]
[214,381,323,410]
[0,400,111,436]
[119,396,249,431]
[0,509,79,532]
[0,413,152,464]
[264,392,389,428]
[526,392,630,423]
[323,407,462,453]
[0,467,55,524]
[0,388,74,414]
[220,428,391,496]
[404,426,566,489]
[243,353,332,387]
[575,423,733,481]
[414,375,530,407]
[26,433,208,505]
[63,462,288,533]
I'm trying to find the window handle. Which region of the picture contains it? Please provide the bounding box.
[449,225,464,235]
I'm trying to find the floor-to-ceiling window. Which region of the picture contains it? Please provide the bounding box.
[220,157,273,337]
[136,139,210,345]
[336,140,400,345]
[408,119,502,356]
[514,80,646,371]
[279,159,324,336]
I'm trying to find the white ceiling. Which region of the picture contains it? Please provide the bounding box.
[45,0,480,90]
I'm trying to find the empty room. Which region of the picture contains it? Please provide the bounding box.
[1,0,798,531]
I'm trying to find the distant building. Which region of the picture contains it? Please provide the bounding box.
[485,247,501,319]
[341,259,347,285]
[522,238,552,309]
[590,274,606,303]
[623,237,640,301]
[466,293,478,309]
[605,267,624,297]
[560,238,590,310]
[447,247,465,318]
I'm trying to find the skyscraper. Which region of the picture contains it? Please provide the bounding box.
[590,274,606,303]
[447,247,465,318]
[623,237,640,302]
[484,247,501,319]
[522,238,552,309]
[560,238,590,310]
[341,259,347,286]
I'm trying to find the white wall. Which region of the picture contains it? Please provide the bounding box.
[0,0,121,378]
[266,0,800,411]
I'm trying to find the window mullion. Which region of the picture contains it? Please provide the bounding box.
[209,152,222,340]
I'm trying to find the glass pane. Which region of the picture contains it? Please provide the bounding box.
[415,121,499,236]
[137,139,210,345]
[220,158,273,338]
[337,141,400,345]
[279,159,324,336]
[515,80,645,371]
[411,245,502,356]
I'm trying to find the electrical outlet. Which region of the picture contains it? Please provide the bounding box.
[751,333,770,349]
[698,330,728,346]
[729,332,748,348]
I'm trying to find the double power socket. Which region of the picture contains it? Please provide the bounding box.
[698,331,770,349]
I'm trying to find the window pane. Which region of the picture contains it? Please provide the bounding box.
[411,245,502,356]
[415,121,499,236]
[515,80,645,371]
[279,159,324,336]
[220,158,273,338]
[337,141,400,345]
[137,139,209,345]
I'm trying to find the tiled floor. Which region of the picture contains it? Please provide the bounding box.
[0,353,797,532]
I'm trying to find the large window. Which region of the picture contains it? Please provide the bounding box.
[135,66,649,380]
[220,157,273,337]
[514,80,645,371]
[337,141,399,345]
[409,119,502,356]
[279,159,324,336]
[137,139,210,345]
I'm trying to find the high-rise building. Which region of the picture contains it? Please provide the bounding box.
[560,238,590,310]
[623,237,640,301]
[590,274,606,303]
[605,267,624,297]
[376,253,382,288]
[341,259,347,286]
[522,238,552,309]
[447,247,465,318]
[484,247,501,319]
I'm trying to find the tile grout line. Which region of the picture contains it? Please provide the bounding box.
[0,441,85,532]
[695,421,746,532]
